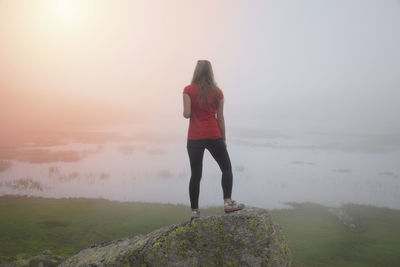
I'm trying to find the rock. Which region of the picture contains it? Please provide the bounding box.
[0,250,65,267]
[60,207,291,266]
[328,207,364,232]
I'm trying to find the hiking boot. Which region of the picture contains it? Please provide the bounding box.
[190,209,200,221]
[224,200,245,213]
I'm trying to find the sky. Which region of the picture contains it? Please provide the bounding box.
[1,0,399,135]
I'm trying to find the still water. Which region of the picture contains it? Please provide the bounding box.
[1,121,399,210]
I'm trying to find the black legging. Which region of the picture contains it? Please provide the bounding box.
[187,138,233,209]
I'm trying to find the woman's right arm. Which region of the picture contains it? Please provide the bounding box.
[216,98,226,146]
[183,93,191,118]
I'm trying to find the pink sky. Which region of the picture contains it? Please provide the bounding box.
[1,0,399,135]
[0,0,234,133]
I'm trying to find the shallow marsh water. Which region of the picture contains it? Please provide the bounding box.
[1,122,399,210]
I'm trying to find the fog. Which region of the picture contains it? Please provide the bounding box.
[1,0,399,209]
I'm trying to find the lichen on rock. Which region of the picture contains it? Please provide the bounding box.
[59,207,291,267]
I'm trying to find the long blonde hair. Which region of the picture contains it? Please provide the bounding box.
[191,60,220,110]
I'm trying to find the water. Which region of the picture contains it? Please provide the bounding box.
[1,122,399,210]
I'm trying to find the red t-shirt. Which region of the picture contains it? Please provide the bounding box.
[183,84,224,140]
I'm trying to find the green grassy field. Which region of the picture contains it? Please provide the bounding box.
[0,195,399,266]
[270,202,400,267]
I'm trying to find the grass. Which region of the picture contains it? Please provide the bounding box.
[269,202,400,267]
[0,195,400,266]
[0,195,221,263]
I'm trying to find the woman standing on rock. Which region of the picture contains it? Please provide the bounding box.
[183,60,245,220]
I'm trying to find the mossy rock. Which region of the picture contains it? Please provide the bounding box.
[60,207,291,266]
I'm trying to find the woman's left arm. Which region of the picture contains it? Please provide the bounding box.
[183,93,191,118]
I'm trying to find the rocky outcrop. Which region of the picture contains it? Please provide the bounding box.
[328,206,365,232]
[60,207,291,266]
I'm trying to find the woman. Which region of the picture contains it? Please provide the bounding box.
[183,60,244,220]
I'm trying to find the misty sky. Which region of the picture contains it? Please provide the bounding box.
[1,0,399,135]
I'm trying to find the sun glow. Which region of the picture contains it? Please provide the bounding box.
[51,0,82,22]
